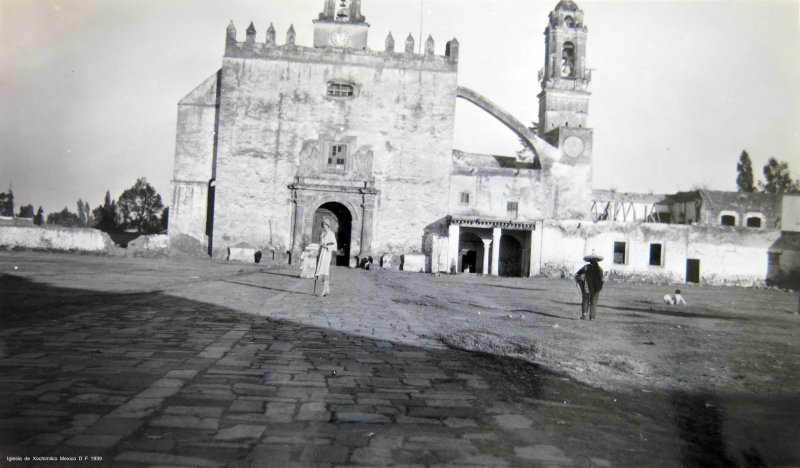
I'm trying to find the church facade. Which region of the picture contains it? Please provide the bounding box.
[169,0,799,287]
[170,0,593,276]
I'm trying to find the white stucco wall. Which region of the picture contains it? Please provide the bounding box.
[782,195,800,232]
[170,73,219,249]
[0,226,112,252]
[539,220,780,286]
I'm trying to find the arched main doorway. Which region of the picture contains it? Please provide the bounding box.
[312,202,352,266]
[499,234,523,277]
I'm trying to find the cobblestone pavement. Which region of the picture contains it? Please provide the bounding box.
[0,252,796,467]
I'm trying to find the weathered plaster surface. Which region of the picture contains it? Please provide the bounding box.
[170,73,219,249]
[0,226,112,252]
[539,220,781,286]
[210,48,457,258]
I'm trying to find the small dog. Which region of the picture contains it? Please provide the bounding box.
[664,289,686,305]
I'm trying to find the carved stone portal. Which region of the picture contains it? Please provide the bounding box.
[289,178,377,267]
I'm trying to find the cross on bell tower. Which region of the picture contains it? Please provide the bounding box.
[537,0,593,164]
[313,0,370,50]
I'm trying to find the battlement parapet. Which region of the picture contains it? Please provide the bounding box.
[225,39,458,72]
[224,21,458,71]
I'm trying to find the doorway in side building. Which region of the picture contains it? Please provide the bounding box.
[686,258,700,284]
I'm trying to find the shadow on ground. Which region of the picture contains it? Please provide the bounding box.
[0,274,795,466]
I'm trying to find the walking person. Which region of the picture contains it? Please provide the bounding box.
[315,220,337,297]
[575,253,604,320]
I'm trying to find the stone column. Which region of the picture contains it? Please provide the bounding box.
[530,221,543,276]
[447,223,460,274]
[491,227,502,276]
[481,238,491,275]
[359,196,375,258]
[291,194,305,263]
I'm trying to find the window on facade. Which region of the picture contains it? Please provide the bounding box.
[327,144,347,170]
[649,243,663,266]
[507,201,518,219]
[327,82,354,97]
[460,192,470,205]
[746,217,762,228]
[720,215,736,226]
[613,241,626,264]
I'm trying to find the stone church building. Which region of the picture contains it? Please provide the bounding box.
[169,0,799,286]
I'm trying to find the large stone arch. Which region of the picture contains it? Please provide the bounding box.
[456,86,559,166]
[311,202,354,266]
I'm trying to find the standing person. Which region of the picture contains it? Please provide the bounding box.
[575,253,604,320]
[315,220,337,297]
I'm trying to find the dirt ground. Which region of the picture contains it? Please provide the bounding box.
[1,251,799,466]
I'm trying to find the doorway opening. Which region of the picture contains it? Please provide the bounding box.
[499,234,523,277]
[686,258,700,284]
[458,231,485,273]
[312,202,352,266]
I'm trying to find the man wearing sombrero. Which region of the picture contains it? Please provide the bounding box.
[575,253,604,320]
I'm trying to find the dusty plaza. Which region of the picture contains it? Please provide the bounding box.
[2,0,800,466]
[1,251,798,467]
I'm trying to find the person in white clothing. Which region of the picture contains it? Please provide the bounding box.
[664,289,687,305]
[314,220,337,297]
[673,289,687,305]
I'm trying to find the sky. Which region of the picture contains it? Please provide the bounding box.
[1,0,799,214]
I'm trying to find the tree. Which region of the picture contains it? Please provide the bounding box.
[736,150,755,192]
[92,191,120,233]
[47,207,82,227]
[117,178,164,234]
[77,199,91,226]
[759,158,800,194]
[17,204,34,218]
[0,190,13,217]
[160,207,169,233]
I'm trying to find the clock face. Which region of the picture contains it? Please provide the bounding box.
[562,135,585,158]
[329,31,351,48]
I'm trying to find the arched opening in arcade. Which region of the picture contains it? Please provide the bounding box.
[458,231,486,273]
[312,202,352,266]
[499,234,523,277]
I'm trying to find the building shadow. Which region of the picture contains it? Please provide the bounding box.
[1,274,795,466]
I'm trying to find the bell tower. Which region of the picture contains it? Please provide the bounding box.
[537,0,593,165]
[313,0,370,50]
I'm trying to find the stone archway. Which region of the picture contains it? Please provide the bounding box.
[312,202,353,267]
[290,179,377,267]
[499,234,523,277]
[458,231,485,273]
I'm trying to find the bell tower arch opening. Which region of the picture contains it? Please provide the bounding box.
[312,202,352,266]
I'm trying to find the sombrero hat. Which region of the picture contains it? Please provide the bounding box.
[583,253,603,262]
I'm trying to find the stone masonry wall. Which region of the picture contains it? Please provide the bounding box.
[211,50,457,258]
[170,73,219,249]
